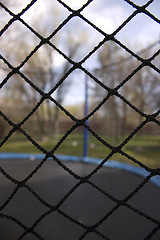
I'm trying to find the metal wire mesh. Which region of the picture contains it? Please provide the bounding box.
[0,0,160,239]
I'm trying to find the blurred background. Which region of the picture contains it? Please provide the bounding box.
[0,0,160,168]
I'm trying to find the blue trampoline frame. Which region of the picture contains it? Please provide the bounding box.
[0,153,160,188]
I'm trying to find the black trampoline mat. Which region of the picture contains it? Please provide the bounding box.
[0,159,160,240]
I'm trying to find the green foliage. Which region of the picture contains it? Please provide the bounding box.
[0,134,159,169]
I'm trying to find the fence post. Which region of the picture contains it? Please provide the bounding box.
[83,73,89,159]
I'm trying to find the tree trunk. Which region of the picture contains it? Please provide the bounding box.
[53,104,60,136]
[35,110,45,137]
[121,100,127,137]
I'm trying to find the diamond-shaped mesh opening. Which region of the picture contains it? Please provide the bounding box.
[91,165,144,198]
[27,160,79,205]
[34,211,84,240]
[21,98,75,144]
[0,21,40,67]
[51,16,103,62]
[2,187,47,226]
[128,180,160,220]
[21,0,69,39]
[0,0,160,239]
[83,39,135,72]
[20,45,58,91]
[82,1,134,35]
[61,182,116,226]
[98,206,157,240]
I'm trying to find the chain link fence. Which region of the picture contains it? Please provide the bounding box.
[0,0,160,239]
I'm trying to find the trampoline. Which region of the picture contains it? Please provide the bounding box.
[0,154,160,240]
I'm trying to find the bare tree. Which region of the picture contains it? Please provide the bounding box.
[0,0,84,138]
[93,42,124,140]
[92,40,160,137]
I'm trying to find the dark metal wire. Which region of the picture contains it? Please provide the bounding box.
[0,0,160,239]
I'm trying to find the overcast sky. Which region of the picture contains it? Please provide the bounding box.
[54,0,160,105]
[15,0,159,47]
[1,0,160,105]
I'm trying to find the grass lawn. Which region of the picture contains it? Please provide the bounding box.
[0,133,159,169]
